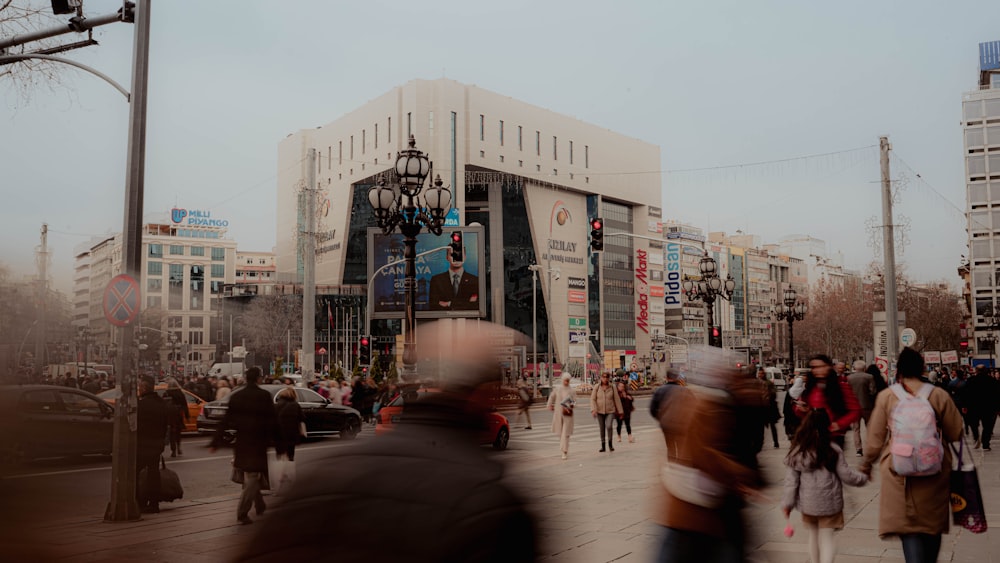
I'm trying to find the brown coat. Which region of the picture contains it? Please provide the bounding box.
[655,387,760,540]
[861,381,964,538]
[590,384,624,415]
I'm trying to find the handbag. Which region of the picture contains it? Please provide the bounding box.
[660,460,726,508]
[950,439,988,533]
[138,456,184,502]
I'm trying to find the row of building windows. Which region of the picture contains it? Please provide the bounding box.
[603,327,636,349]
[965,125,1000,147]
[478,114,589,167]
[173,229,221,239]
[967,154,1000,178]
[605,302,636,321]
[963,97,1000,120]
[603,278,634,296]
[149,245,225,260]
[148,262,225,278]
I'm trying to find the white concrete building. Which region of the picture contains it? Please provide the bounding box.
[276,78,662,370]
[965,40,1000,366]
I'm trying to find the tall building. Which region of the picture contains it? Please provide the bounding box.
[276,79,662,371]
[73,210,237,371]
[965,40,1000,365]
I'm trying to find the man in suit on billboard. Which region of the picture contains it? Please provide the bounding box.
[429,246,479,311]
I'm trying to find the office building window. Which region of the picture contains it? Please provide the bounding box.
[499,120,504,146]
[189,331,204,346]
[169,244,183,255]
[374,123,378,148]
[350,135,354,159]
[480,114,484,141]
[585,145,589,168]
[339,141,342,164]
[147,296,162,308]
[148,244,162,258]
[211,264,225,278]
[168,316,182,329]
[536,131,540,156]
[148,261,162,276]
[191,246,204,256]
[148,278,162,292]
[387,116,391,143]
[362,129,366,154]
[328,146,331,169]
[168,264,183,310]
[407,112,411,137]
[569,141,573,164]
[553,136,557,160]
[211,248,225,261]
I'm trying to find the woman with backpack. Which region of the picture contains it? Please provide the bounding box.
[781,408,869,563]
[860,347,964,563]
[789,354,862,449]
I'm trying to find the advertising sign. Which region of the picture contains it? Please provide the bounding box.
[941,350,959,364]
[569,317,587,328]
[568,290,587,303]
[664,242,682,314]
[923,351,941,364]
[368,226,486,319]
[981,40,1000,72]
[569,330,588,343]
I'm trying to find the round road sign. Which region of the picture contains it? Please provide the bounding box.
[900,328,917,348]
[103,274,141,327]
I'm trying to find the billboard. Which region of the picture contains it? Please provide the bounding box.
[981,41,1000,72]
[367,226,486,319]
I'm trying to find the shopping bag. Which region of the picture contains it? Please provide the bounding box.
[950,439,988,533]
[268,453,296,493]
[158,457,184,502]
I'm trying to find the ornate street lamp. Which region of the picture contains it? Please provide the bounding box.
[774,287,807,369]
[681,252,736,347]
[368,135,452,380]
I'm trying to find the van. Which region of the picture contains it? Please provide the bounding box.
[764,367,787,391]
[208,362,245,378]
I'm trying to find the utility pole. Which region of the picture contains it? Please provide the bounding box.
[34,223,49,379]
[880,136,900,368]
[301,149,317,382]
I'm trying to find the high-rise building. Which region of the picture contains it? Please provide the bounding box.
[964,40,1000,365]
[276,79,662,371]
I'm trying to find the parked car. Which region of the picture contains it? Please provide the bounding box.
[376,389,510,451]
[197,384,361,443]
[0,385,114,465]
[97,385,204,433]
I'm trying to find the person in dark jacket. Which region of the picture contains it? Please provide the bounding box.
[137,375,168,513]
[236,320,537,562]
[274,387,305,461]
[961,365,1000,450]
[163,377,189,457]
[210,366,277,525]
[615,381,636,443]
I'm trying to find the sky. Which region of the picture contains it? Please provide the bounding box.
[2,0,997,295]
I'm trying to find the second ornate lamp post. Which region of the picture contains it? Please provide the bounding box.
[368,135,452,381]
[681,252,736,348]
[774,287,807,369]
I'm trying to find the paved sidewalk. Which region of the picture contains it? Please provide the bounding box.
[6,416,1000,561]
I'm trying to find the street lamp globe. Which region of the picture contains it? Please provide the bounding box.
[422,175,452,220]
[395,134,430,192]
[699,253,716,276]
[783,287,797,307]
[368,181,398,217]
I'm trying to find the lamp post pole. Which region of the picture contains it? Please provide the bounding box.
[529,265,542,397]
[681,252,736,348]
[774,287,807,369]
[368,136,452,382]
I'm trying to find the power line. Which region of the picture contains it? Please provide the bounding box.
[663,145,878,174]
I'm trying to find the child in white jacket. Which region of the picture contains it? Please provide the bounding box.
[781,408,869,563]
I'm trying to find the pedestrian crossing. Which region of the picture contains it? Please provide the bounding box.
[507,424,662,447]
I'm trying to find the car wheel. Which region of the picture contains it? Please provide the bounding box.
[493,427,509,451]
[341,417,360,440]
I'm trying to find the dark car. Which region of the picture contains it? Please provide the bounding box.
[376,389,510,450]
[0,385,114,465]
[197,384,362,442]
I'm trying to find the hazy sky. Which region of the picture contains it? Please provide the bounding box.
[2,0,997,294]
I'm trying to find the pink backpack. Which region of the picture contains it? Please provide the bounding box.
[889,383,943,476]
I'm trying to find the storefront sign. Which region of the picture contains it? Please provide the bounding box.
[635,249,649,334]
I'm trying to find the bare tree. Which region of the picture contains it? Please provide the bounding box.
[796,276,875,362]
[0,1,69,99]
[868,262,964,352]
[240,295,302,373]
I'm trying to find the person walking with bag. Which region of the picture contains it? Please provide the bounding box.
[515,376,533,429]
[781,409,869,563]
[210,366,278,525]
[274,387,305,491]
[860,347,964,563]
[616,381,636,443]
[547,373,576,460]
[137,375,168,514]
[590,372,624,452]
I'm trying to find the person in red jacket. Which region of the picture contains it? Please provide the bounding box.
[792,354,862,449]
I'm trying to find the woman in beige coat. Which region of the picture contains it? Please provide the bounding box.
[590,372,624,452]
[860,347,963,563]
[547,373,576,460]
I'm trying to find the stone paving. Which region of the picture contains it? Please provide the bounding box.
[6,400,1000,561]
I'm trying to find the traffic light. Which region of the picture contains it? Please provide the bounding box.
[960,340,969,352]
[359,336,371,365]
[710,326,722,348]
[590,218,604,251]
[449,231,463,262]
[51,0,81,15]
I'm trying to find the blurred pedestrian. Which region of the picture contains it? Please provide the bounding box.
[960,365,1000,450]
[548,373,576,460]
[652,369,692,461]
[615,381,635,443]
[236,320,537,562]
[210,366,277,525]
[590,372,624,453]
[654,347,762,562]
[137,375,168,513]
[789,354,861,449]
[164,377,189,457]
[515,376,533,430]
[274,387,305,461]
[860,347,964,563]
[781,409,868,563]
[757,366,781,449]
[847,360,876,456]
[340,380,352,406]
[216,378,232,401]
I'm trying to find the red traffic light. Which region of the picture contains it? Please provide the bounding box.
[360,337,369,346]
[451,232,461,243]
[712,327,720,337]
[960,341,969,349]
[591,218,602,230]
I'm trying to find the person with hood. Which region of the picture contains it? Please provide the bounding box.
[781,409,868,563]
[860,347,964,563]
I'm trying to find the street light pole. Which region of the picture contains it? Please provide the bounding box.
[774,287,807,369]
[368,136,452,382]
[681,252,736,347]
[529,265,542,397]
